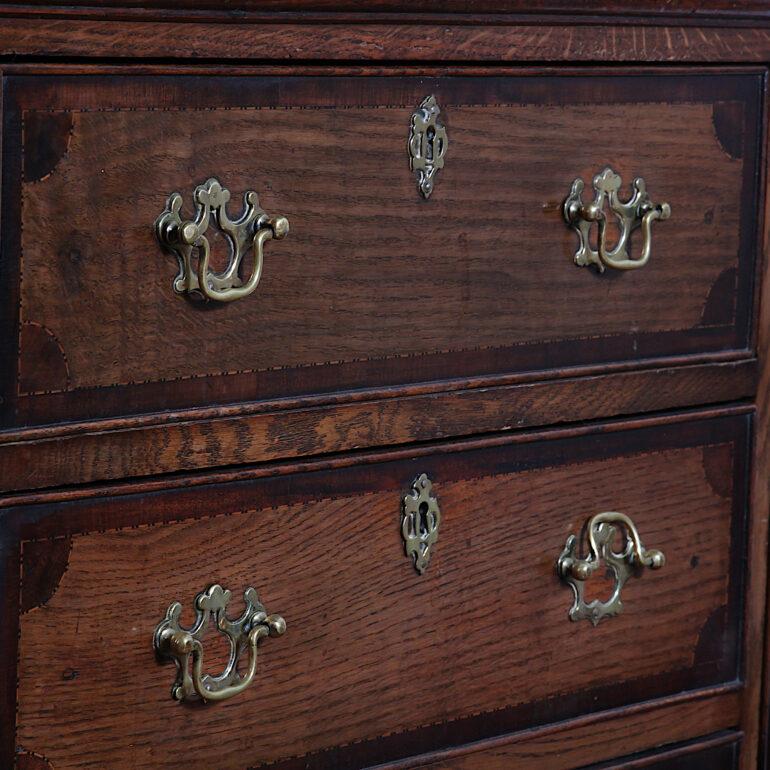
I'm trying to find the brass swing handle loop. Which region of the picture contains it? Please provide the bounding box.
[564,167,671,272]
[155,177,290,303]
[557,512,665,626]
[154,584,286,702]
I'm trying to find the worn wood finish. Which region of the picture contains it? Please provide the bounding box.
[0,404,753,513]
[737,67,770,770]
[0,358,756,492]
[0,63,767,78]
[582,733,741,770]
[4,1,770,17]
[2,72,762,425]
[405,713,741,770]
[1,5,768,769]
[8,412,749,769]
[1,18,770,63]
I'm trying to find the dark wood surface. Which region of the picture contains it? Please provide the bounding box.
[2,71,762,426]
[414,727,742,770]
[2,17,770,64]
[582,732,740,770]
[3,1,770,17]
[6,411,750,769]
[740,60,769,770]
[0,358,756,493]
[1,5,767,769]
[0,404,752,510]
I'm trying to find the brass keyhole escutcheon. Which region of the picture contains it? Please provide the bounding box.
[418,501,431,536]
[402,473,441,574]
[408,96,448,199]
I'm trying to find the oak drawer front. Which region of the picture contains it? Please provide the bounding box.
[421,729,742,769]
[584,733,740,770]
[7,412,748,769]
[1,71,762,425]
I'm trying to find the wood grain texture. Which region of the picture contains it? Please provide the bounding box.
[14,752,53,770]
[0,358,756,493]
[12,414,749,769]
[1,18,770,63]
[18,104,736,386]
[0,5,765,766]
[18,537,71,613]
[3,72,761,424]
[739,58,769,770]
[401,711,741,770]
[582,732,740,770]
[754,67,770,770]
[3,1,770,17]
[0,404,752,511]
[0,63,766,78]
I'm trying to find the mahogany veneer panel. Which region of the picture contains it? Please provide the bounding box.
[9,413,749,769]
[420,728,741,770]
[408,700,741,770]
[0,72,762,425]
[2,21,770,64]
[4,1,769,15]
[0,358,755,494]
[584,733,740,770]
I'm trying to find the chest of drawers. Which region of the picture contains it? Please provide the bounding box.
[2,3,770,769]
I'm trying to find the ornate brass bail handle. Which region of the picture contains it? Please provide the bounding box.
[153,584,286,702]
[563,167,671,272]
[155,178,289,302]
[557,512,665,626]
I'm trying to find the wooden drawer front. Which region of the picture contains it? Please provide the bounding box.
[8,412,748,769]
[409,708,742,769]
[1,71,762,425]
[584,733,740,770]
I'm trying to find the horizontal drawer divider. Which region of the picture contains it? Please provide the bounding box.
[0,359,756,495]
[366,685,742,770]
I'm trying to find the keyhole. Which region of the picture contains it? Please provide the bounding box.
[418,501,430,536]
[426,126,435,161]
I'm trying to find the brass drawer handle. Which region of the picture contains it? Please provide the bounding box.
[153,584,286,702]
[563,167,670,272]
[155,177,289,302]
[557,512,665,625]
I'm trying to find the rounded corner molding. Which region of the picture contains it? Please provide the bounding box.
[155,177,290,303]
[563,166,671,272]
[153,583,286,702]
[557,511,665,626]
